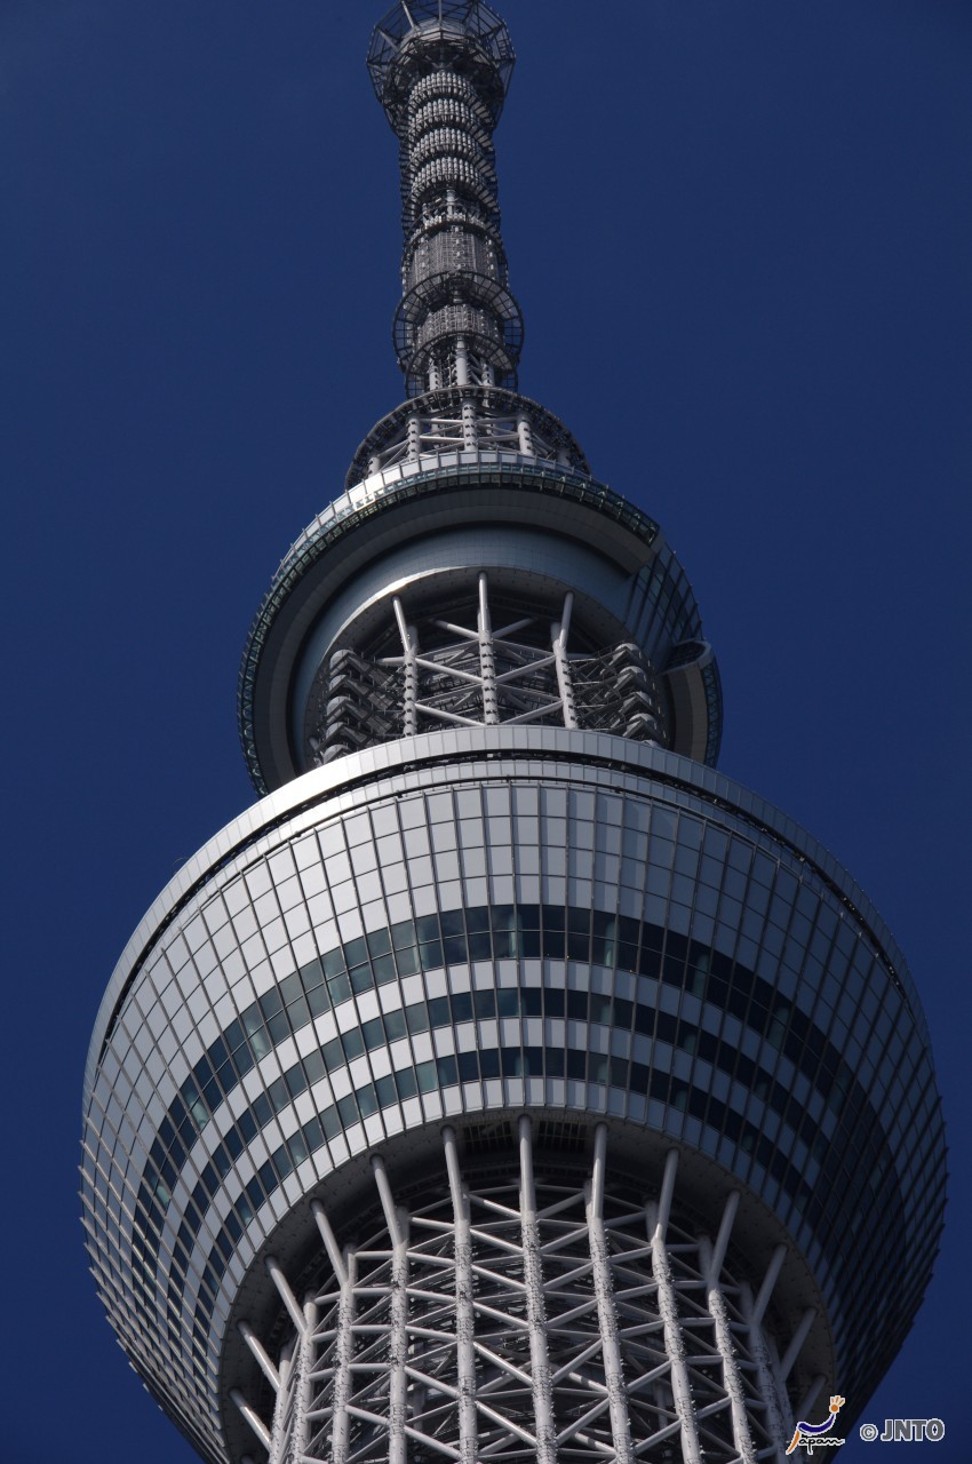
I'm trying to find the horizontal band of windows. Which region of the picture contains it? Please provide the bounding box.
[132,900,896,1354]
[146,901,879,1198]
[142,987,886,1266]
[183,1041,900,1362]
[139,975,870,1258]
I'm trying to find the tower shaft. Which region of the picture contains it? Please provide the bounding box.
[82,7,946,1464]
[370,0,520,397]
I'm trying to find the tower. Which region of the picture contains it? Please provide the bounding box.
[81,3,946,1462]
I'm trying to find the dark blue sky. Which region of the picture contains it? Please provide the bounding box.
[3,3,970,1461]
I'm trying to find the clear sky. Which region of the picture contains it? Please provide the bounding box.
[3,3,970,1461]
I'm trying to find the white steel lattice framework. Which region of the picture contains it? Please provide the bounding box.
[231,1122,808,1464]
[313,576,669,763]
[387,578,580,733]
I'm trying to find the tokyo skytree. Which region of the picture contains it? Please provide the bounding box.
[82,5,946,1463]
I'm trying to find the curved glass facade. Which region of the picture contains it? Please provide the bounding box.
[81,729,946,1461]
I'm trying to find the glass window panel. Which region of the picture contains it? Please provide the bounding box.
[566,990,588,1020]
[437,1055,458,1086]
[350,964,374,994]
[304,1049,326,1084]
[406,1003,430,1034]
[322,1037,343,1070]
[328,972,352,1005]
[501,1048,523,1077]
[285,1065,307,1099]
[362,1017,385,1050]
[395,1067,418,1100]
[307,984,330,1018]
[474,989,496,1019]
[458,1051,479,1082]
[416,1061,437,1093]
[496,988,519,1017]
[364,952,392,983]
[451,991,474,1023]
[395,945,420,977]
[544,986,565,1017]
[428,997,451,1028]
[567,1049,586,1079]
[589,993,611,1025]
[521,987,543,1016]
[480,1048,500,1079]
[366,928,392,957]
[342,1028,364,1061]
[322,949,348,980]
[589,1053,609,1083]
[259,988,284,1020]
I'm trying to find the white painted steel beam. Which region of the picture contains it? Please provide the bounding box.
[258,1141,806,1464]
[238,1319,280,1391]
[518,1115,557,1464]
[587,1124,635,1464]
[742,1282,789,1462]
[295,1300,317,1458]
[647,1149,704,1464]
[752,1244,787,1328]
[477,574,499,724]
[330,1249,356,1464]
[700,1233,757,1464]
[552,592,577,729]
[780,1308,816,1382]
[231,1389,272,1450]
[443,1127,479,1464]
[266,1254,306,1338]
[374,1154,408,1464]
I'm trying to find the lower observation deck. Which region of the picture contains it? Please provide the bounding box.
[82,729,945,1464]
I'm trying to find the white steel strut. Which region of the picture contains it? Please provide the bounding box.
[385,577,576,732]
[315,581,667,763]
[233,1125,805,1464]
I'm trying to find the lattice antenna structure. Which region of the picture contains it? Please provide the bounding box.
[369,0,519,397]
[82,7,946,1464]
[348,1,589,487]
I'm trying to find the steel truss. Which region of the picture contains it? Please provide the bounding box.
[308,576,668,763]
[346,387,589,488]
[232,1124,800,1464]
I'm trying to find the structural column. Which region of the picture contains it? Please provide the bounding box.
[647,1150,703,1464]
[518,1115,557,1464]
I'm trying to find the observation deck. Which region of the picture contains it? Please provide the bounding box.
[82,731,945,1464]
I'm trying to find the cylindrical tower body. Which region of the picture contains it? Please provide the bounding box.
[82,5,945,1464]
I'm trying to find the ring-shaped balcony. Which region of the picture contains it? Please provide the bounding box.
[393,269,523,370]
